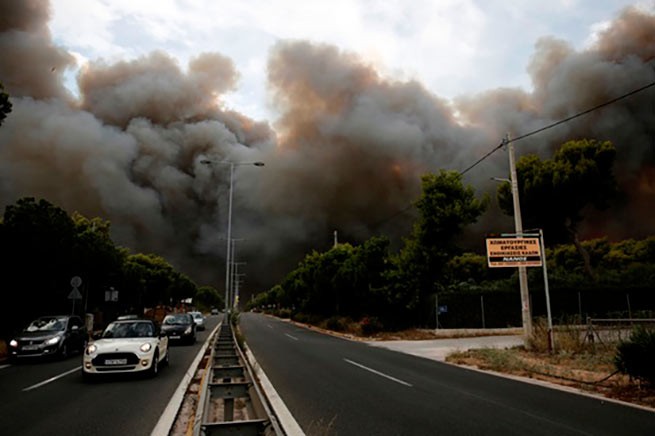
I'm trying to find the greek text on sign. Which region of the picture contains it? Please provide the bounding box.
[486,237,542,267]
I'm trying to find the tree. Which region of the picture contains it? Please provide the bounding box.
[391,170,488,325]
[0,81,11,126]
[194,286,224,310]
[497,139,618,279]
[0,198,77,336]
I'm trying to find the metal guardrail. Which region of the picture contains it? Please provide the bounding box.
[193,315,284,436]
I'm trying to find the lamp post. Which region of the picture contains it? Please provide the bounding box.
[201,159,264,317]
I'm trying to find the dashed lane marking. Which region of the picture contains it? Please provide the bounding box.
[344,359,413,387]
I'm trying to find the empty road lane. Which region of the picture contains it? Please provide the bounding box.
[240,312,655,435]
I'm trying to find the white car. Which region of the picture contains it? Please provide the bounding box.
[82,319,168,380]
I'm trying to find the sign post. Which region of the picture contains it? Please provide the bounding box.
[486,232,554,352]
[68,276,83,315]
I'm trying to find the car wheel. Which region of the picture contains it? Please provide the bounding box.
[149,352,159,378]
[81,370,93,383]
[59,342,69,359]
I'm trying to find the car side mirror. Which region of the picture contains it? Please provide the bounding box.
[159,331,168,338]
[92,331,102,340]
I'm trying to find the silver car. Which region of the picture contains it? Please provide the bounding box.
[189,311,206,331]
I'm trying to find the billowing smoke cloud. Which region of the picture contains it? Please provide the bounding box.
[0,2,654,295]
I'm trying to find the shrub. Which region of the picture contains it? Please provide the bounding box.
[615,327,655,384]
[324,316,349,332]
[359,316,384,336]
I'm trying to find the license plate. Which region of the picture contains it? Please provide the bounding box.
[105,359,128,365]
[170,336,180,339]
[22,345,39,351]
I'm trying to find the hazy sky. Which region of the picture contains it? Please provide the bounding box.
[49,0,650,120]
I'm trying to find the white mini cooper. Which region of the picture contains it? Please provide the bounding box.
[82,319,169,380]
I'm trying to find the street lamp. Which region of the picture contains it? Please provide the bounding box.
[200,159,264,317]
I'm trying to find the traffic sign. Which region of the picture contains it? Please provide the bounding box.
[71,276,82,287]
[68,287,83,299]
[486,237,542,267]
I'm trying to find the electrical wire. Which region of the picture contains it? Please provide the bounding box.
[460,80,655,175]
[365,79,655,229]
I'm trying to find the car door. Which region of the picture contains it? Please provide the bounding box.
[68,317,85,351]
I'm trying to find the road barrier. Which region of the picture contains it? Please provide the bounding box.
[193,315,284,436]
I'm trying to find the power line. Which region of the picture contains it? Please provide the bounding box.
[368,79,655,229]
[460,80,655,175]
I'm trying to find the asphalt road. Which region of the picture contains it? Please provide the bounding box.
[239,312,655,436]
[0,315,220,436]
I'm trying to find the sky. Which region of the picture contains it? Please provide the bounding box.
[1,0,654,295]
[48,0,649,120]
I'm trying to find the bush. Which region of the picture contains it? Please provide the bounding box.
[324,316,349,332]
[615,327,655,384]
[359,316,384,336]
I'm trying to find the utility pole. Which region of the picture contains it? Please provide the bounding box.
[505,133,533,339]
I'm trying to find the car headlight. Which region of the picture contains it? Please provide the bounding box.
[86,344,97,355]
[9,339,18,348]
[45,336,61,345]
[184,326,192,335]
[140,343,152,352]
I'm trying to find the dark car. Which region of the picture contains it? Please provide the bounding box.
[160,313,196,345]
[9,315,88,360]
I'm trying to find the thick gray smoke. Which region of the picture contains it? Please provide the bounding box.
[1,1,654,295]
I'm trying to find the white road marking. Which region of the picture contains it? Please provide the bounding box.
[267,324,273,329]
[22,366,82,392]
[0,364,10,370]
[344,359,413,387]
[285,333,299,341]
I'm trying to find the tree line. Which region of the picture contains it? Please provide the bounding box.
[0,198,223,338]
[249,139,655,332]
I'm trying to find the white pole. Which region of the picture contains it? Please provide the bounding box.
[540,229,554,352]
[225,162,234,315]
[506,133,532,340]
[435,294,439,330]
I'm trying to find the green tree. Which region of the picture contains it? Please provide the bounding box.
[391,170,488,325]
[194,285,224,311]
[0,81,11,126]
[498,139,618,279]
[0,198,77,336]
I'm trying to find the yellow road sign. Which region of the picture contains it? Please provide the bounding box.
[486,237,542,267]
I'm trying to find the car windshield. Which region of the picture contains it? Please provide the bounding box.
[102,321,154,338]
[25,317,66,332]
[163,314,190,325]
[192,313,203,319]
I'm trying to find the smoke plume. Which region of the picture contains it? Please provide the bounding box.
[0,2,654,295]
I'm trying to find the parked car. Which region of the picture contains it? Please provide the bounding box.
[8,315,87,360]
[210,307,219,315]
[82,319,168,380]
[189,311,206,331]
[160,313,196,344]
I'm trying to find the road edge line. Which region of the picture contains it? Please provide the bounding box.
[150,323,220,436]
[245,346,305,436]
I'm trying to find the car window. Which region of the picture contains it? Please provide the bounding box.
[163,314,191,325]
[26,317,66,332]
[102,321,154,338]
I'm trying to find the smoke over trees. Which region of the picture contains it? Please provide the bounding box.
[0,1,654,296]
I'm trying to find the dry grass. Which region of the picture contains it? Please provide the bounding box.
[446,322,655,410]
